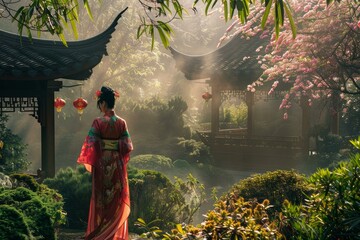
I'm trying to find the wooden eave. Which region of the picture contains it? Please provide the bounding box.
[170,33,268,89]
[0,8,127,81]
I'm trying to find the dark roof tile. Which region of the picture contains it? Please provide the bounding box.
[0,8,127,81]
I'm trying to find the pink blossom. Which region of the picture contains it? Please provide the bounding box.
[304,4,312,13]
[226,21,238,33]
[272,81,279,88]
[312,93,320,99]
[279,99,287,109]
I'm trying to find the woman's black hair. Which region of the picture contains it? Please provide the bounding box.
[97,86,115,110]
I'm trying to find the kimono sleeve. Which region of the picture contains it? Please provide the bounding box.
[77,119,101,172]
[119,120,133,164]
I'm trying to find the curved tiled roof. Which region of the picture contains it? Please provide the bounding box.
[0,8,127,81]
[170,33,267,89]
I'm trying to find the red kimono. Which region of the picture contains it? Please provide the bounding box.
[77,110,133,240]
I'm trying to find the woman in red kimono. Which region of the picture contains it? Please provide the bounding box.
[77,86,133,240]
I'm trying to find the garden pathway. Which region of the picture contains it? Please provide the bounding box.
[58,229,142,240]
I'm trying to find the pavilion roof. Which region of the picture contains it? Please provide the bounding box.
[0,8,127,81]
[170,33,267,89]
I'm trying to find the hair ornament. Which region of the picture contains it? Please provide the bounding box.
[114,90,120,98]
[95,90,102,100]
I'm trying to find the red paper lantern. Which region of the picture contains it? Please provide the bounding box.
[202,92,212,102]
[73,97,88,115]
[54,97,66,112]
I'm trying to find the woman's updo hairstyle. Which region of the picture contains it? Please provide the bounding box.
[97,86,116,110]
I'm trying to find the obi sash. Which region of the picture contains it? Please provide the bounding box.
[101,139,119,151]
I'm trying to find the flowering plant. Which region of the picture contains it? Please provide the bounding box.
[95,89,120,99]
[95,90,102,99]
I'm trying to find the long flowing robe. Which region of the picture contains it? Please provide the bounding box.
[77,110,133,240]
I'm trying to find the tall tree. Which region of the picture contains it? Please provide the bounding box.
[0,0,302,47]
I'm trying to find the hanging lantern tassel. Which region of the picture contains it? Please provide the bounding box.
[73,97,88,120]
[54,97,66,118]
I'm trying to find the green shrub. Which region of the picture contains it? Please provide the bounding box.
[44,166,92,229]
[36,184,66,229]
[228,170,311,216]
[0,187,58,239]
[317,134,343,154]
[176,138,211,163]
[45,165,189,233]
[0,205,32,240]
[136,196,284,239]
[0,115,29,174]
[123,96,188,140]
[129,154,174,172]
[128,167,187,233]
[281,138,360,240]
[20,198,54,240]
[0,205,33,240]
[0,187,34,203]
[5,173,65,229]
[173,159,192,169]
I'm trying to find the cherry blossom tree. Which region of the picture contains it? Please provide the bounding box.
[218,0,359,120]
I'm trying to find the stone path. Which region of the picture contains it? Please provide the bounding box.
[58,229,142,240]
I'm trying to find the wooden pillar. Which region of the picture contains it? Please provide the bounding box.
[245,92,254,137]
[211,81,221,136]
[300,95,310,151]
[39,81,61,178]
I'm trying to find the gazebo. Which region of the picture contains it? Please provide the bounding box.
[170,33,313,171]
[0,9,127,177]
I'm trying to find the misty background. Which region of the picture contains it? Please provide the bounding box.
[0,0,231,172]
[1,0,335,188]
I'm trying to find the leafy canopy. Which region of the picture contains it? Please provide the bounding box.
[0,0,329,48]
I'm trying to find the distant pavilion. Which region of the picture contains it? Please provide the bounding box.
[0,9,127,177]
[170,33,339,171]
